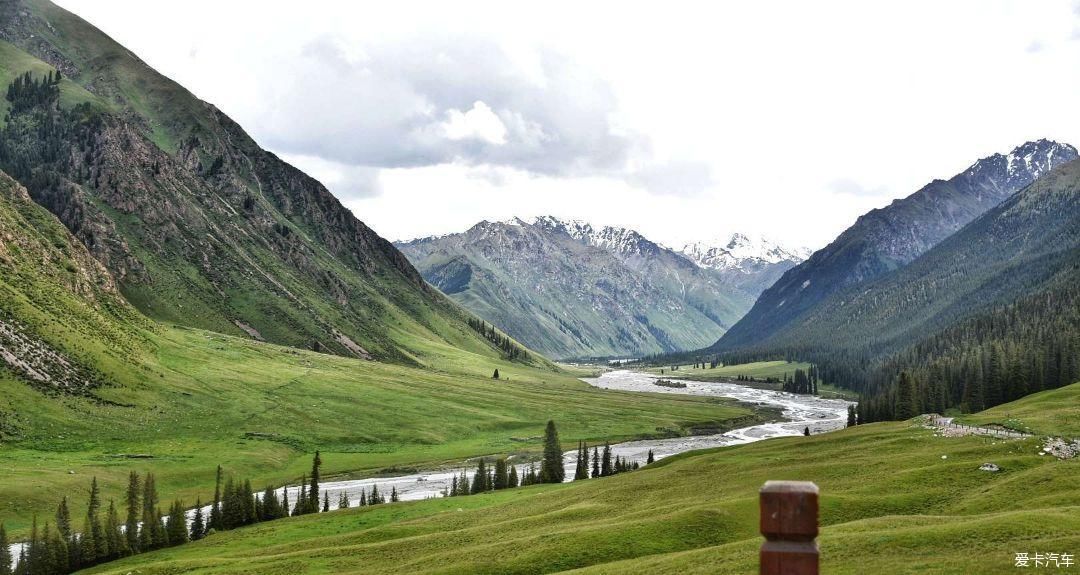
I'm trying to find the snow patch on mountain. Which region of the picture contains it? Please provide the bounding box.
[680,234,811,272]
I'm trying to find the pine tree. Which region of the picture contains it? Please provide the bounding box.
[210,465,224,532]
[14,548,25,575]
[370,484,381,505]
[591,447,601,478]
[803,426,811,436]
[242,479,256,525]
[573,442,587,480]
[84,476,106,562]
[507,464,519,488]
[322,491,330,513]
[846,405,857,427]
[222,476,243,529]
[493,368,500,379]
[309,451,322,514]
[338,491,350,510]
[281,488,291,517]
[493,458,509,490]
[359,490,367,507]
[55,496,72,547]
[294,474,307,517]
[166,500,188,546]
[896,371,918,420]
[390,487,399,502]
[46,520,69,574]
[27,516,42,575]
[600,444,612,477]
[646,449,655,465]
[106,500,126,558]
[0,523,12,575]
[457,469,470,496]
[539,420,564,484]
[471,459,488,494]
[449,474,459,497]
[124,471,140,554]
[191,499,205,541]
[140,473,165,550]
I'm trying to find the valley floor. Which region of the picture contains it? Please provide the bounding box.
[0,326,764,537]
[77,383,1080,575]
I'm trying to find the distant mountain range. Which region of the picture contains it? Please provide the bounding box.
[712,138,1078,353]
[700,138,1080,421]
[397,217,808,359]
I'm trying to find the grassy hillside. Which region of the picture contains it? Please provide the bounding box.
[0,323,763,536]
[0,0,527,366]
[958,383,1080,437]
[81,384,1080,575]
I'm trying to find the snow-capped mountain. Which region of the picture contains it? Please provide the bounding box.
[680,234,812,273]
[714,138,1078,353]
[396,216,799,359]
[533,216,664,258]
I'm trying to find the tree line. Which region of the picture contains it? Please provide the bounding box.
[1,421,654,574]
[466,317,529,361]
[446,421,650,497]
[715,278,1080,423]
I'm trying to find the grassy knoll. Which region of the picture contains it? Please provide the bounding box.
[80,383,1080,575]
[957,383,1080,437]
[0,326,762,536]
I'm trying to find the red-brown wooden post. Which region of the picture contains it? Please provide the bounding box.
[760,480,819,575]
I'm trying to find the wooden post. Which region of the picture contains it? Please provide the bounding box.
[760,481,819,575]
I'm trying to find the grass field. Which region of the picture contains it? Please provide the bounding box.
[80,383,1080,575]
[958,383,1080,437]
[0,326,765,537]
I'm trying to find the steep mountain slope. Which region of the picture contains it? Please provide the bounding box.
[714,139,1077,352]
[719,156,1080,419]
[398,217,805,358]
[0,0,513,365]
[0,168,143,396]
[756,155,1080,352]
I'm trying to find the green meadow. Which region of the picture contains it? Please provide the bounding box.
[80,383,1080,575]
[0,326,764,536]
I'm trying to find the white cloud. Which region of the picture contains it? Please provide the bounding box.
[828,178,890,198]
[54,0,1080,250]
[441,101,507,144]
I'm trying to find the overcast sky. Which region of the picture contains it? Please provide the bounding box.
[55,0,1080,249]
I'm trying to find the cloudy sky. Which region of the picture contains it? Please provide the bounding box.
[56,0,1080,249]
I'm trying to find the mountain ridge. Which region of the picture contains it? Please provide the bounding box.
[712,138,1078,353]
[397,216,807,359]
[0,0,533,366]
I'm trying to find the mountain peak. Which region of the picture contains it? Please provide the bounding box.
[682,234,810,273]
[962,139,1078,190]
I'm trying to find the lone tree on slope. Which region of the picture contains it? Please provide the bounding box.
[540,420,565,484]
